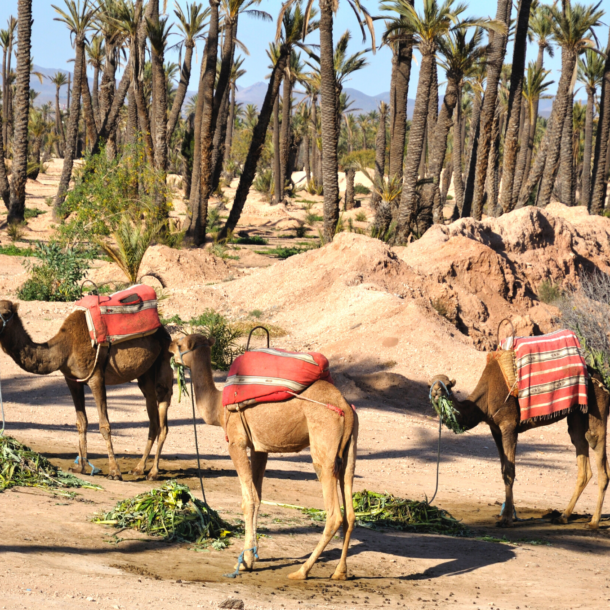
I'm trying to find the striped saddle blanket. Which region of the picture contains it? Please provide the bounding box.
[222,348,333,408]
[502,329,588,424]
[74,285,161,346]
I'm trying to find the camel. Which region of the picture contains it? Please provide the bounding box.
[169,334,358,580]
[429,360,610,528]
[0,300,173,480]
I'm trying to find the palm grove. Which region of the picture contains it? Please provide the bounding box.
[1,0,609,250]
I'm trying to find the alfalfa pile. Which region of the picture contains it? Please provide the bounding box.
[94,480,234,546]
[0,435,101,492]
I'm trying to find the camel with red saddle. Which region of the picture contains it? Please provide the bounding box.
[0,290,173,481]
[169,334,358,581]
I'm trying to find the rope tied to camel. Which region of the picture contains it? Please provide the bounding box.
[0,311,14,436]
[223,546,259,579]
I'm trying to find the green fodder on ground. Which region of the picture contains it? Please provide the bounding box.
[93,480,235,545]
[0,435,102,492]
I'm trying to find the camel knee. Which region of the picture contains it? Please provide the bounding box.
[99,425,112,440]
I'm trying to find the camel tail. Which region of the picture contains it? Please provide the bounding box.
[333,399,355,478]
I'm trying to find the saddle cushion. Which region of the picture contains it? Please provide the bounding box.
[222,348,333,407]
[74,284,161,346]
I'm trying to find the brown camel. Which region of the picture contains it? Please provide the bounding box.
[0,300,173,480]
[429,361,610,528]
[169,334,358,580]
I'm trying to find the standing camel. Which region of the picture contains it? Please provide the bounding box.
[169,334,358,580]
[429,362,610,528]
[0,300,173,480]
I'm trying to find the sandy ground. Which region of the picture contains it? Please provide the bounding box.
[0,162,609,610]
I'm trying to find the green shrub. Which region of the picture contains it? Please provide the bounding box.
[305,212,323,225]
[233,235,268,245]
[189,310,244,370]
[158,219,185,249]
[253,169,273,193]
[295,225,308,238]
[7,222,25,243]
[24,208,46,219]
[257,245,310,259]
[17,242,92,302]
[355,211,367,222]
[0,244,36,257]
[354,184,371,195]
[538,280,563,304]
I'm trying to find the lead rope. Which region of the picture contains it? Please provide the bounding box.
[188,370,208,506]
[428,379,451,506]
[0,366,5,436]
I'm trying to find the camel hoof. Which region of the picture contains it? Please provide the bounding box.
[69,467,85,475]
[331,572,347,581]
[586,521,599,530]
[129,468,145,477]
[108,473,123,481]
[495,518,513,528]
[552,514,569,525]
[146,471,159,481]
[288,570,307,581]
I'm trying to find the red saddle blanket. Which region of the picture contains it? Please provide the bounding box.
[502,329,588,423]
[74,285,161,346]
[222,348,333,407]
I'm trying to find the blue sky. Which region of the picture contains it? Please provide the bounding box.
[0,0,590,98]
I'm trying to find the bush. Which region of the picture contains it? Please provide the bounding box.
[7,222,25,243]
[233,235,268,245]
[354,184,371,195]
[253,169,273,193]
[355,211,367,222]
[189,310,244,370]
[305,212,323,225]
[538,279,563,304]
[17,242,92,302]
[158,219,185,249]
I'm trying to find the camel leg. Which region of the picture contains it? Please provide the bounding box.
[251,450,268,546]
[131,370,160,477]
[288,466,343,580]
[147,361,173,481]
[491,426,518,527]
[66,379,88,475]
[228,441,259,571]
[332,435,357,581]
[88,374,122,480]
[585,427,609,529]
[561,411,592,524]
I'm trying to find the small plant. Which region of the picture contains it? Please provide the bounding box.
[44,196,54,207]
[7,222,26,243]
[17,241,92,302]
[253,169,273,193]
[233,235,268,245]
[24,208,46,219]
[305,179,323,196]
[295,225,308,238]
[379,360,397,369]
[538,279,563,304]
[256,245,309,259]
[355,211,367,222]
[96,216,161,285]
[305,212,323,225]
[250,309,264,319]
[189,310,244,370]
[0,244,36,257]
[158,218,185,249]
[206,207,223,237]
[354,184,371,195]
[431,297,450,318]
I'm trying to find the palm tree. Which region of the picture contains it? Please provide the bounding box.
[577,48,605,208]
[167,1,209,144]
[86,34,105,127]
[536,2,603,209]
[52,0,98,218]
[1,17,17,155]
[383,0,503,238]
[469,0,511,220]
[372,101,388,208]
[590,27,610,215]
[222,55,246,178]
[429,27,487,223]
[8,1,33,224]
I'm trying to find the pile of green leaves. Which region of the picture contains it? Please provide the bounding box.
[0,435,102,492]
[17,241,93,302]
[94,480,233,544]
[431,394,465,435]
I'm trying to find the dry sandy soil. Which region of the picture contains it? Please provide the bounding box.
[0,161,609,610]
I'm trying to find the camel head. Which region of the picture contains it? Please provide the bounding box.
[0,300,19,340]
[428,375,456,400]
[169,333,216,370]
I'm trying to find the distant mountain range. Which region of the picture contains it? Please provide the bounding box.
[30,65,555,118]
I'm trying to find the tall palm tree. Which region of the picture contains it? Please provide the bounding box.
[469,0,511,220]
[577,48,605,208]
[383,0,503,239]
[536,2,603,209]
[86,34,105,128]
[47,72,69,156]
[429,27,487,223]
[590,26,610,215]
[222,54,246,176]
[167,2,209,144]
[52,0,98,218]
[372,101,388,208]
[8,1,32,224]
[1,17,17,155]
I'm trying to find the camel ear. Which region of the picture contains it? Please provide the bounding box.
[450,379,456,388]
[207,336,216,347]
[427,379,433,387]
[12,302,19,313]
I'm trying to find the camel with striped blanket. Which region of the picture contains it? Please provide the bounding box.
[429,361,609,528]
[169,333,358,580]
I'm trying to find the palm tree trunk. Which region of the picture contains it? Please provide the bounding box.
[2,46,8,152]
[319,0,340,241]
[589,27,610,214]
[580,87,595,209]
[92,64,100,129]
[0,103,9,207]
[487,108,501,216]
[53,34,85,218]
[273,93,281,202]
[55,85,66,154]
[453,87,464,213]
[426,60,438,175]
[280,71,292,203]
[210,81,231,192]
[223,81,236,176]
[8,0,32,224]
[428,73,460,223]
[187,0,220,246]
[372,104,387,208]
[513,99,530,202]
[127,85,138,146]
[150,8,167,179]
[395,50,435,239]
[218,44,290,240]
[167,42,195,145]
[81,60,98,150]
[389,34,413,182]
[471,0,511,220]
[500,0,533,213]
[345,168,356,210]
[304,133,311,183]
[537,50,577,208]
[441,159,453,216]
[559,93,574,205]
[461,91,483,217]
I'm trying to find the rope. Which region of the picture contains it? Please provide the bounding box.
[224,546,259,579]
[427,379,452,506]
[0,365,5,437]
[188,367,208,506]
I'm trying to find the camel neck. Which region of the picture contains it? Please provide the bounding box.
[190,360,223,428]
[1,315,66,375]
